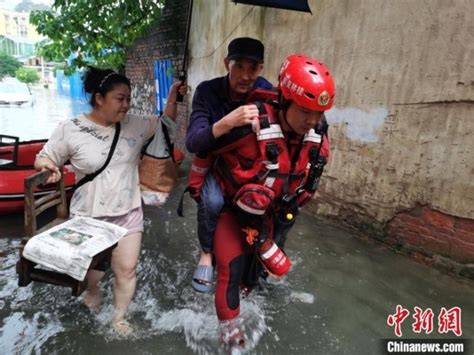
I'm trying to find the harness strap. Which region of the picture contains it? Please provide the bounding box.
[265,143,279,163]
[215,101,328,214]
[303,134,326,193]
[255,101,270,128]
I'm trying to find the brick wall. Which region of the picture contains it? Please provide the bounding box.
[309,192,474,279]
[385,205,474,278]
[125,0,190,151]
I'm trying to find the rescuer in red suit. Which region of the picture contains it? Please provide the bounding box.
[207,54,336,347]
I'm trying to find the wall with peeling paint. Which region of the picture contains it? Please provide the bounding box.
[187,0,474,229]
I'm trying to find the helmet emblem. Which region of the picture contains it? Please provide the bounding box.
[318,90,330,106]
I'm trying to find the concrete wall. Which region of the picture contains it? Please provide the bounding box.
[186,0,474,267]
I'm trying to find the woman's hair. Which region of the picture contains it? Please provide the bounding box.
[83,66,131,107]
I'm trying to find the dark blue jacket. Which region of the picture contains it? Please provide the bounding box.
[186,75,273,154]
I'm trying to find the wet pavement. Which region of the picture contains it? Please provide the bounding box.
[1,167,474,354]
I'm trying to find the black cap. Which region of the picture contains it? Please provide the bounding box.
[226,37,264,63]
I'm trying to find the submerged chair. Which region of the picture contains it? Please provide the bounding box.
[17,169,116,296]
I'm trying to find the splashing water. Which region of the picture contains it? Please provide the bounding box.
[0,232,297,354]
[2,194,474,353]
[0,228,347,355]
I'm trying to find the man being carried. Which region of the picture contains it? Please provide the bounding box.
[185,37,272,292]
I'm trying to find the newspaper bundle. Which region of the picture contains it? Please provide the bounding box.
[23,217,127,281]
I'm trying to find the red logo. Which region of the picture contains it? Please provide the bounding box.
[412,307,434,334]
[438,307,462,336]
[387,305,410,337]
[387,305,462,337]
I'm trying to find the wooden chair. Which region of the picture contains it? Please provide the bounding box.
[17,169,116,296]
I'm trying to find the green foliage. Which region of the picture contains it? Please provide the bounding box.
[0,52,22,78]
[15,67,40,83]
[30,0,165,73]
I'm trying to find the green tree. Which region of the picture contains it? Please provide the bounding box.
[30,0,165,73]
[0,52,22,78]
[15,67,40,83]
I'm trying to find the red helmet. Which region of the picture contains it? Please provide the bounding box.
[278,54,335,111]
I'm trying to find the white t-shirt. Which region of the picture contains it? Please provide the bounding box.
[38,113,159,217]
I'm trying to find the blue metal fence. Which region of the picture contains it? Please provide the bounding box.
[56,69,84,100]
[55,69,90,116]
[154,59,173,114]
[56,60,174,116]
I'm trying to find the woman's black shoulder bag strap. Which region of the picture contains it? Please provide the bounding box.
[70,122,121,194]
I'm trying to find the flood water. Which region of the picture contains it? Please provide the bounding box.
[1,88,474,354]
[0,84,89,141]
